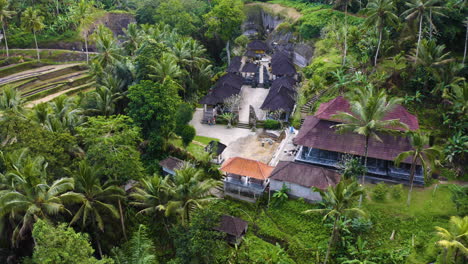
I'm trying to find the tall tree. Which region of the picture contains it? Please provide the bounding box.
[127,79,181,157]
[204,0,245,64]
[394,131,442,206]
[333,0,358,65]
[435,216,468,264]
[0,150,80,245]
[402,0,446,62]
[21,7,44,61]
[0,0,15,57]
[332,85,408,206]
[92,24,123,69]
[303,180,366,264]
[31,220,113,264]
[0,86,23,114]
[71,0,95,64]
[111,225,158,264]
[69,160,125,257]
[463,18,468,64]
[161,164,221,226]
[364,0,399,66]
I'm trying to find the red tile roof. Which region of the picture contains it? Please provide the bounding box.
[315,96,419,131]
[220,157,274,180]
[293,116,417,164]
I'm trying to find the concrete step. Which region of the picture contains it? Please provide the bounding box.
[237,122,250,129]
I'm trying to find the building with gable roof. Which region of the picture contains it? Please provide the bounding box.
[293,96,424,184]
[220,157,274,202]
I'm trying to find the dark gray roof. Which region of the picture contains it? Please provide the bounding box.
[159,156,184,171]
[241,62,258,73]
[271,52,296,76]
[260,77,296,112]
[244,49,257,58]
[270,161,340,189]
[247,40,268,51]
[213,215,248,237]
[205,140,227,156]
[199,73,243,105]
[227,56,242,73]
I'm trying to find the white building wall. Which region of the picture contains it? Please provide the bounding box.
[270,179,322,202]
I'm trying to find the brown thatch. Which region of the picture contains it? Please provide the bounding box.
[270,161,340,189]
[213,215,248,237]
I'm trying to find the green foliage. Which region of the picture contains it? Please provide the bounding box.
[170,209,228,263]
[135,39,169,81]
[263,119,281,130]
[31,220,112,264]
[127,79,182,158]
[175,103,194,130]
[299,9,364,39]
[447,184,468,216]
[76,115,144,183]
[371,183,388,202]
[204,0,245,42]
[272,183,290,207]
[179,125,196,147]
[112,225,158,264]
[339,156,366,180]
[390,184,404,201]
[0,113,76,179]
[155,0,208,36]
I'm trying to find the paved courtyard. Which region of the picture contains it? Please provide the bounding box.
[238,86,269,123]
[190,108,255,146]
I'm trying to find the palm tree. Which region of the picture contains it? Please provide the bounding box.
[333,0,355,65]
[70,160,125,257]
[122,23,141,56]
[303,180,366,264]
[71,0,94,64]
[93,24,123,69]
[444,81,468,117]
[149,53,183,82]
[0,86,23,113]
[330,68,351,95]
[394,131,442,206]
[0,0,16,57]
[112,225,157,264]
[433,62,465,96]
[364,0,399,66]
[408,39,453,67]
[435,216,468,264]
[402,0,446,62]
[130,175,172,219]
[463,18,467,64]
[332,85,408,206]
[21,7,44,61]
[0,150,81,245]
[161,163,221,226]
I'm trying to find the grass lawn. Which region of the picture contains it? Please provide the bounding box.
[169,135,220,160]
[208,183,458,264]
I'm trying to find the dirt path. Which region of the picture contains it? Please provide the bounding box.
[246,2,302,22]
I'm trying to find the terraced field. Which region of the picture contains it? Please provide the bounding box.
[0,61,95,106]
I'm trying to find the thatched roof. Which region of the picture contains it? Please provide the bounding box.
[205,140,227,156]
[213,215,248,237]
[199,73,243,105]
[271,52,296,76]
[270,161,340,189]
[241,62,258,73]
[227,56,242,73]
[159,156,184,171]
[247,40,268,51]
[260,77,296,112]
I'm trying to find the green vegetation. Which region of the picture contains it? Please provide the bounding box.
[0,0,466,263]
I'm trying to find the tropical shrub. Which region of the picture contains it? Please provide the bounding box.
[263,119,281,130]
[391,184,404,201]
[371,183,388,202]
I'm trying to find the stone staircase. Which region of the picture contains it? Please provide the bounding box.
[237,122,251,129]
[300,89,328,126]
